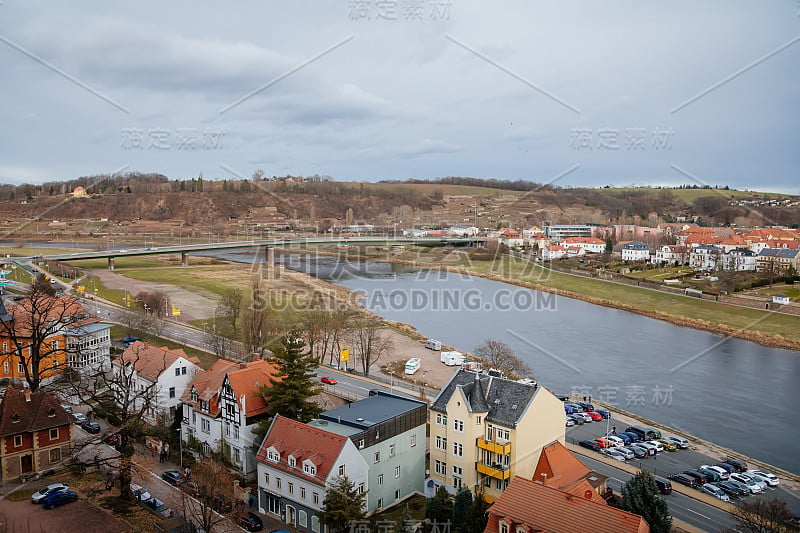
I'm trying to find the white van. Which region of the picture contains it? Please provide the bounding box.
[440,351,465,366]
[404,358,421,375]
[425,339,442,351]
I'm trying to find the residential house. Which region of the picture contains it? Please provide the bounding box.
[428,369,565,503]
[521,225,543,240]
[719,248,758,271]
[0,386,73,480]
[543,225,592,240]
[497,228,524,248]
[484,476,650,533]
[651,245,690,265]
[621,241,650,262]
[689,245,724,271]
[111,341,201,423]
[181,359,279,477]
[558,237,605,254]
[531,441,609,503]
[403,229,428,238]
[309,391,427,512]
[564,246,586,258]
[540,245,566,261]
[757,248,800,273]
[256,415,368,533]
[0,296,110,385]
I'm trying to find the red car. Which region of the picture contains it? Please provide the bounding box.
[586,411,603,421]
[593,438,612,448]
[320,376,337,385]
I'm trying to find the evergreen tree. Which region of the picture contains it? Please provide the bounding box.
[262,332,322,422]
[620,470,672,533]
[451,488,473,532]
[320,475,366,533]
[462,493,490,533]
[426,486,454,525]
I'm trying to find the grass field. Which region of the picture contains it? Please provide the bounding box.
[118,265,254,298]
[749,285,800,301]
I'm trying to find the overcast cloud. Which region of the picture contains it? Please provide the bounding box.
[1,1,798,192]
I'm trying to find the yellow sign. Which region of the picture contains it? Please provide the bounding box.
[77,286,85,292]
[339,344,350,362]
[171,305,181,317]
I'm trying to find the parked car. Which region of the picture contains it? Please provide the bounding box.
[637,442,659,455]
[604,449,627,462]
[605,436,625,447]
[595,409,611,419]
[80,421,101,434]
[320,376,337,385]
[239,512,264,532]
[714,463,738,475]
[626,445,648,458]
[730,474,762,494]
[40,490,79,509]
[611,433,632,445]
[747,469,779,486]
[622,431,642,443]
[577,402,595,412]
[743,472,771,490]
[143,497,172,518]
[702,483,731,502]
[102,433,120,446]
[565,416,575,427]
[60,404,73,414]
[31,483,70,504]
[724,457,748,472]
[716,481,748,498]
[72,413,87,423]
[121,336,140,344]
[668,473,699,488]
[654,477,672,495]
[613,447,634,459]
[579,440,602,452]
[592,438,613,449]
[665,435,690,449]
[183,482,202,498]
[697,468,722,482]
[130,483,152,502]
[700,465,730,480]
[567,414,584,425]
[574,413,593,423]
[586,411,603,421]
[725,479,753,496]
[161,470,183,486]
[646,440,664,453]
[656,439,678,452]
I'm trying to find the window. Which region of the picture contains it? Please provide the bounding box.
[375,429,380,440]
[288,456,296,468]
[495,479,502,490]
[395,489,400,500]
[484,476,492,487]
[225,422,231,436]
[453,476,462,489]
[192,412,196,424]
[500,521,509,533]
[358,439,365,449]
[233,447,241,464]
[453,419,464,432]
[358,482,365,494]
[51,340,58,351]
[476,416,482,425]
[191,389,198,402]
[49,448,61,462]
[374,451,380,464]
[201,419,210,433]
[175,368,181,376]
[300,487,306,500]
[312,516,320,533]
[410,434,416,447]
[181,366,187,375]
[169,387,176,399]
[436,413,447,426]
[338,465,345,477]
[299,511,307,527]
[53,360,58,371]
[17,362,23,374]
[395,465,401,478]
[378,474,384,486]
[497,428,510,441]
[13,435,22,447]
[49,428,58,440]
[288,482,294,495]
[389,444,396,457]
[268,449,280,462]
[276,478,282,489]
[234,425,240,440]
[3,362,7,374]
[453,442,463,457]
[377,498,383,508]
[435,436,447,450]
[1,342,6,353]
[453,465,463,476]
[264,473,270,485]
[304,463,317,476]
[434,460,446,475]
[313,492,320,505]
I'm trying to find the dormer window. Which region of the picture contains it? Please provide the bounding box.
[191,389,198,402]
[47,408,56,417]
[303,462,316,476]
[267,449,280,463]
[11,411,20,423]
[288,455,296,468]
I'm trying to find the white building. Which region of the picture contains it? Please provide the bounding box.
[558,237,605,254]
[256,415,369,533]
[541,245,566,260]
[690,245,724,271]
[65,322,112,372]
[651,245,690,265]
[621,241,650,261]
[111,341,201,423]
[720,248,758,271]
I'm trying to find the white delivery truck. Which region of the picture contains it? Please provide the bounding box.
[440,351,466,366]
[425,339,442,351]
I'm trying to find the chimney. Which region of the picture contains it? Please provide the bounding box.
[24,389,31,402]
[251,351,261,361]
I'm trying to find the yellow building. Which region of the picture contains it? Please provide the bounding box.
[428,369,565,502]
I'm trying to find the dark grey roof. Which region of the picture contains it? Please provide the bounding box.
[622,241,649,250]
[728,248,755,256]
[320,391,425,429]
[430,369,538,428]
[759,248,799,259]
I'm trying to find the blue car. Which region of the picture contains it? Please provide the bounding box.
[596,409,611,419]
[41,490,78,510]
[622,432,641,443]
[612,433,632,445]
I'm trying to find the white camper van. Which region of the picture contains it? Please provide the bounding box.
[425,339,442,351]
[440,351,465,366]
[404,358,421,375]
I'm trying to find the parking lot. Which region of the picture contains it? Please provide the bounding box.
[0,493,134,533]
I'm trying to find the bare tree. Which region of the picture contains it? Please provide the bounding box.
[240,276,284,357]
[473,339,532,377]
[0,286,88,391]
[204,320,234,360]
[135,290,170,318]
[178,459,242,533]
[347,316,393,376]
[218,288,243,334]
[730,496,796,533]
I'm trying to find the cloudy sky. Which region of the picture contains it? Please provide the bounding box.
[1,1,798,192]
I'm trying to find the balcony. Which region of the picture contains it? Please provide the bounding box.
[476,462,510,480]
[476,438,511,455]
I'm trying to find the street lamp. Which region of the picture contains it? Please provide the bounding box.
[176,428,183,470]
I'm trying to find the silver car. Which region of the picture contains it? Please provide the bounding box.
[615,447,635,459]
[702,483,731,502]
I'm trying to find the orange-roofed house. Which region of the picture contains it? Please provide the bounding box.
[181,358,280,477]
[0,295,111,389]
[532,441,609,503]
[111,341,201,423]
[256,415,368,532]
[485,476,650,533]
[541,245,567,260]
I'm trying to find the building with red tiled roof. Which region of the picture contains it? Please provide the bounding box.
[532,441,609,503]
[559,236,605,253]
[181,358,281,478]
[0,386,73,480]
[485,476,650,533]
[541,244,567,260]
[255,415,368,533]
[111,341,201,423]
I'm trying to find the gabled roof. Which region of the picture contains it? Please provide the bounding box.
[532,441,607,502]
[431,370,537,428]
[489,476,650,533]
[561,237,604,245]
[181,358,239,416]
[226,360,280,417]
[111,341,200,382]
[759,248,800,259]
[3,295,96,338]
[0,386,72,438]
[255,415,348,486]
